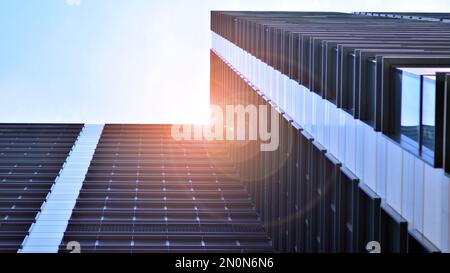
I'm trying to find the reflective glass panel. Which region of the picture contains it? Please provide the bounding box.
[399,70,421,146]
[365,59,376,126]
[421,75,436,154]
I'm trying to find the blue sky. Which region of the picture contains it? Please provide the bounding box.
[1,0,449,124]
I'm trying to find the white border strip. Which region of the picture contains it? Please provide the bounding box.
[211,31,450,252]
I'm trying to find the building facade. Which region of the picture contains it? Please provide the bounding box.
[0,11,449,253]
[211,11,450,253]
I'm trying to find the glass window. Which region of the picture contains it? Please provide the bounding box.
[394,67,450,165]
[399,70,421,147]
[421,75,436,155]
[343,52,356,114]
[327,47,338,103]
[365,59,377,126]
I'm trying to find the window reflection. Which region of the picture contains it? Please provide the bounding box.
[422,75,436,154]
[399,70,420,146]
[365,59,376,126]
[394,67,450,165]
[343,52,356,114]
[328,47,337,103]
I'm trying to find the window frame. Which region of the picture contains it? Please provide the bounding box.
[380,55,450,167]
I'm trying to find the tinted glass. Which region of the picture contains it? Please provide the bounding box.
[366,59,377,126]
[421,75,436,154]
[344,53,356,114]
[328,47,338,103]
[399,70,421,147]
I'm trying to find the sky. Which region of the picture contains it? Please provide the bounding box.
[1,0,449,124]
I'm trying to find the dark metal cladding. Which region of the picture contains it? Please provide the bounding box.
[0,124,82,253]
[59,124,272,253]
